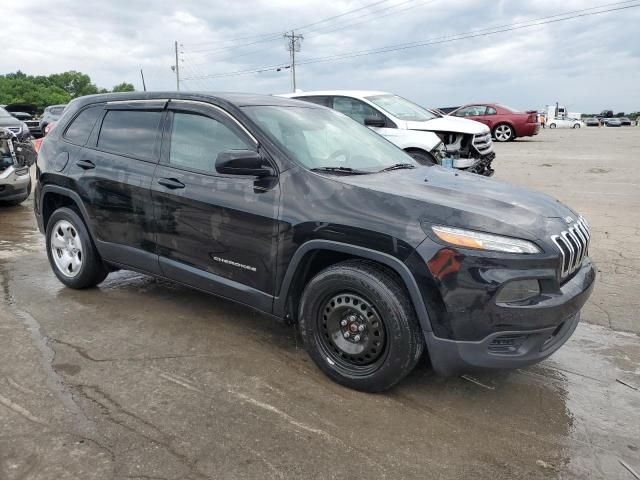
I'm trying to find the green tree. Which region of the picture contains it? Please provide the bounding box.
[0,71,135,112]
[112,82,135,92]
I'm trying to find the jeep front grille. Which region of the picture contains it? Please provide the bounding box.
[7,127,21,134]
[551,217,591,279]
[472,132,493,154]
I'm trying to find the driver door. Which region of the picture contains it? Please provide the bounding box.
[151,101,281,310]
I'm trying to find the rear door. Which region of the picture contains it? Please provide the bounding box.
[151,100,280,311]
[75,100,165,274]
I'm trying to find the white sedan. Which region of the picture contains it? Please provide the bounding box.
[547,117,584,129]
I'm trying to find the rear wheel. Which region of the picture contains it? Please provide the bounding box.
[573,123,580,129]
[549,123,557,129]
[46,207,108,289]
[405,149,436,166]
[493,123,514,142]
[298,260,424,392]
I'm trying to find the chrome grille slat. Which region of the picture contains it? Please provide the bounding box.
[552,216,591,279]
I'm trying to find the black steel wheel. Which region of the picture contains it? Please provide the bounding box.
[317,292,388,375]
[299,260,424,392]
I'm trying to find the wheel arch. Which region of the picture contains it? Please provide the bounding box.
[273,240,433,334]
[40,185,93,235]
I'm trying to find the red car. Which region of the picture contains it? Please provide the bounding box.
[449,104,539,142]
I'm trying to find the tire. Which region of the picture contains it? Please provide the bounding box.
[1,178,31,206]
[572,124,580,129]
[493,123,514,142]
[549,123,557,129]
[298,260,424,392]
[46,207,108,289]
[405,149,436,166]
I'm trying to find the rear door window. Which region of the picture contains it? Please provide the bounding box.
[97,110,163,160]
[63,106,103,145]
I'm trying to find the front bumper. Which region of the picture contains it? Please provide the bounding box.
[0,166,30,201]
[406,240,595,376]
[425,312,580,375]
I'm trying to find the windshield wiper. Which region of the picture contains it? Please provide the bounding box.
[379,163,416,172]
[310,166,371,175]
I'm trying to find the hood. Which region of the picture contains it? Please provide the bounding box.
[0,117,23,128]
[406,116,489,135]
[331,166,576,241]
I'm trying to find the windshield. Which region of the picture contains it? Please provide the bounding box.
[0,107,12,118]
[365,94,438,122]
[242,106,416,172]
[49,106,65,116]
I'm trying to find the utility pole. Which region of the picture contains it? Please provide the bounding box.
[173,40,180,91]
[284,30,303,92]
[140,69,147,92]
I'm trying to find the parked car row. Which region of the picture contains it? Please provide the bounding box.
[0,103,67,138]
[585,116,634,127]
[33,91,595,392]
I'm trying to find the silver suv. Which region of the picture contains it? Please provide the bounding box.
[0,129,36,205]
[39,104,67,135]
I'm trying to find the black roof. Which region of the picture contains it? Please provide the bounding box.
[70,91,312,109]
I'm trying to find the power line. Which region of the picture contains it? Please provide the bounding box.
[182,1,639,81]
[182,0,434,69]
[301,0,427,36]
[297,1,640,67]
[183,0,389,50]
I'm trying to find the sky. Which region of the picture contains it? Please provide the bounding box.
[3,0,639,113]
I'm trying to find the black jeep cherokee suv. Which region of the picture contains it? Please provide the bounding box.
[34,92,595,392]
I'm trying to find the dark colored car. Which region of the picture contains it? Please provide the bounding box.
[619,117,632,126]
[39,104,67,135]
[3,103,42,137]
[449,104,539,142]
[0,106,31,141]
[34,92,595,392]
[605,118,622,127]
[584,117,600,127]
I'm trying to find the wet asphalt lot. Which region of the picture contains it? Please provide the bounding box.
[1,127,639,479]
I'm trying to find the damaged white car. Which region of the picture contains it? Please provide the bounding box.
[281,90,495,176]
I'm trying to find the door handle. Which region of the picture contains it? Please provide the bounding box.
[157,177,185,189]
[76,160,96,170]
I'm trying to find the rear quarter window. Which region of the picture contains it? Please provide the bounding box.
[97,110,163,160]
[63,106,104,145]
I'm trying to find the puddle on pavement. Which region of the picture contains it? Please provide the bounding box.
[1,202,639,479]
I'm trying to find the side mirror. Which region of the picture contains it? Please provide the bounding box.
[215,150,274,177]
[364,117,386,128]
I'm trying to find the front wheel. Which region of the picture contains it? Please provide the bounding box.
[298,260,424,392]
[493,123,514,142]
[549,123,557,129]
[46,207,108,289]
[573,124,580,129]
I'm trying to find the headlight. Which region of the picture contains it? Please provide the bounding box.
[431,225,541,254]
[431,141,446,161]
